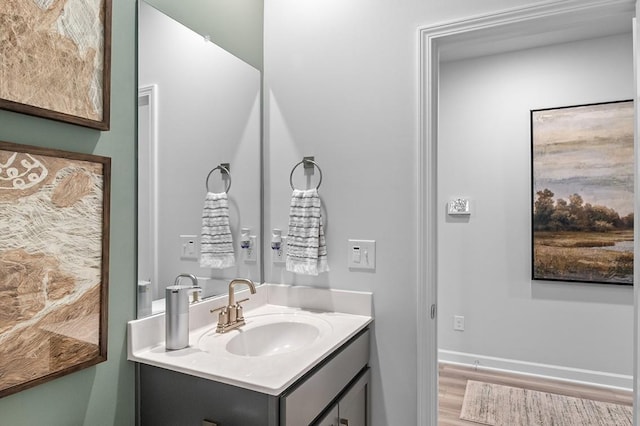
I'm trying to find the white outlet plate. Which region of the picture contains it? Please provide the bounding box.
[179,235,199,261]
[272,236,286,264]
[243,236,258,262]
[347,239,376,270]
[453,315,465,331]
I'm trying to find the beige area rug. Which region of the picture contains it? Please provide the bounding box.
[459,380,632,426]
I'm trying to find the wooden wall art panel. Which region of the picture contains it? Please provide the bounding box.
[0,140,110,398]
[0,0,112,130]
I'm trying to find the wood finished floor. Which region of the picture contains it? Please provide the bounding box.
[438,363,633,426]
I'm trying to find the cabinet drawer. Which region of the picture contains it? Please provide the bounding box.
[280,329,370,426]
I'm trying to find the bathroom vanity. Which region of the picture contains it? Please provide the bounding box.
[128,284,373,425]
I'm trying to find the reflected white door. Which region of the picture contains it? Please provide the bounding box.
[138,85,159,302]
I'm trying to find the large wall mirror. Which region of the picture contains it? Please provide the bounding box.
[137,0,262,318]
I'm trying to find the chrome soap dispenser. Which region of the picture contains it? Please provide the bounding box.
[165,273,202,350]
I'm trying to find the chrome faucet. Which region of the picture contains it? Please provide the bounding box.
[211,278,256,333]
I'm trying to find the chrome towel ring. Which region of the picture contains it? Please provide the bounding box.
[289,157,323,191]
[205,163,231,193]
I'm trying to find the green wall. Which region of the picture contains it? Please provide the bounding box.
[0,0,136,424]
[145,0,264,70]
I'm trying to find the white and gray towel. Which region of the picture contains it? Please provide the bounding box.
[286,188,329,275]
[199,192,235,269]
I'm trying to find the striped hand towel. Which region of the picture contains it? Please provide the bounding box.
[199,192,235,269]
[286,188,329,275]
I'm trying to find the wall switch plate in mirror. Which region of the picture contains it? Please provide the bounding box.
[179,235,199,261]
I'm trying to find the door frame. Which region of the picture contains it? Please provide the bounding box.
[417,1,637,424]
[138,84,159,301]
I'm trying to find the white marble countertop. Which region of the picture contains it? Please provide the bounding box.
[128,284,373,395]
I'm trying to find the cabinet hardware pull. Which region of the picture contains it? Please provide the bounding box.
[339,419,349,425]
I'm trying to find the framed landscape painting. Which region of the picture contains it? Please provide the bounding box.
[0,141,110,398]
[531,100,634,285]
[0,0,112,130]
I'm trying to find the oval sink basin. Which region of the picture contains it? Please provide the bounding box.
[226,322,320,357]
[198,312,333,358]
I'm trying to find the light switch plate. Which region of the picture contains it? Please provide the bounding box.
[347,239,376,270]
[179,234,199,261]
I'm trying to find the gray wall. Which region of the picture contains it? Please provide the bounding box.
[262,0,629,425]
[438,33,633,383]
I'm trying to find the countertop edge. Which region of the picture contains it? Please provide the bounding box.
[129,315,372,395]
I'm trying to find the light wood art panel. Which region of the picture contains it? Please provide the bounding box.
[0,140,110,398]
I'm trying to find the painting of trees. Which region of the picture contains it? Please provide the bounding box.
[533,189,633,233]
[531,100,633,284]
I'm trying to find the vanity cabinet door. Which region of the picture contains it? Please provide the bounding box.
[314,368,370,426]
[281,330,370,425]
[336,367,370,426]
[316,405,339,426]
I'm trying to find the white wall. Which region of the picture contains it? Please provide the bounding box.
[139,2,261,300]
[263,0,567,424]
[438,33,634,384]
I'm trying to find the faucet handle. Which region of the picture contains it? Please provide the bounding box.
[210,305,226,314]
[234,298,249,322]
[211,306,230,331]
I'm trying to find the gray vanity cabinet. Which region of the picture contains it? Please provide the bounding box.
[139,329,370,426]
[315,368,370,426]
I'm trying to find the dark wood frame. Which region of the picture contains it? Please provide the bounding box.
[0,140,110,398]
[0,1,112,130]
[530,99,635,285]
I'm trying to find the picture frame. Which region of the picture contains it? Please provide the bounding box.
[531,100,634,285]
[0,140,111,398]
[0,0,112,130]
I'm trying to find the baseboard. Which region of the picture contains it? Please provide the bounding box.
[438,349,632,391]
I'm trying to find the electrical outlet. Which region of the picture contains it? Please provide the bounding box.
[272,236,286,264]
[243,236,257,262]
[453,315,465,331]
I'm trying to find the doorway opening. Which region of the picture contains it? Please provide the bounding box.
[418,1,637,424]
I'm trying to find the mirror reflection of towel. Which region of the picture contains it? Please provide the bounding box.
[286,188,329,275]
[200,192,235,269]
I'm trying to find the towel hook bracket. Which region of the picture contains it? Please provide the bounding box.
[206,163,232,193]
[290,157,323,191]
[303,156,315,170]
